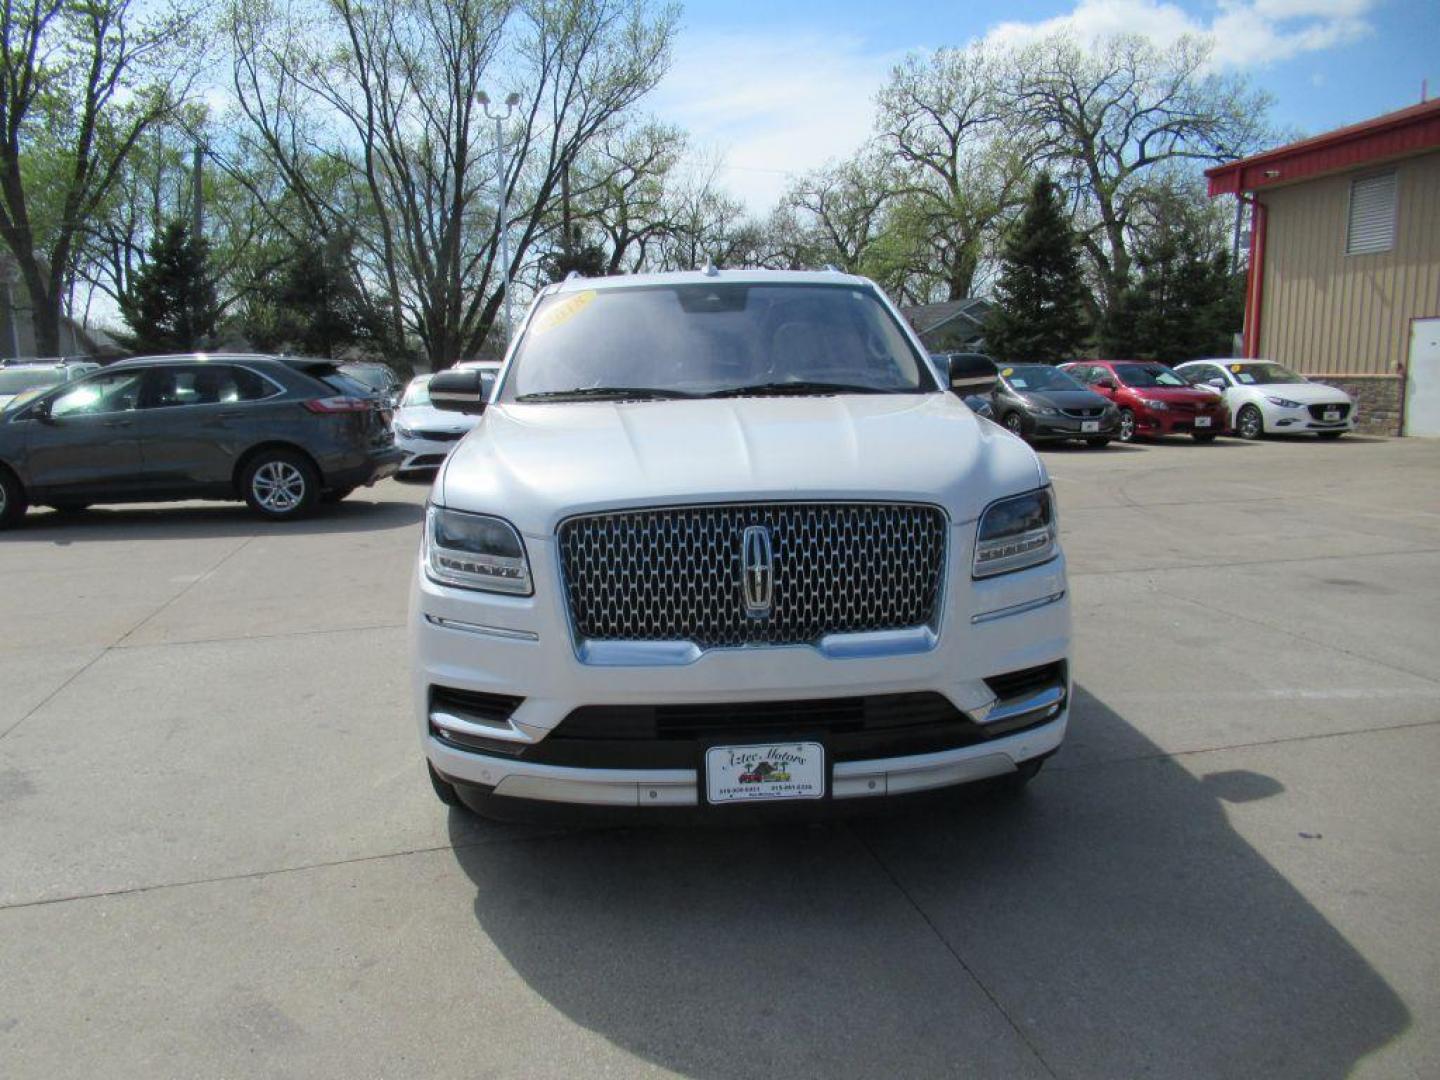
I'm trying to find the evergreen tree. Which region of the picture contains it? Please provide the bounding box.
[119,221,220,354]
[1099,232,1244,361]
[984,174,1088,365]
[542,225,609,282]
[241,231,383,357]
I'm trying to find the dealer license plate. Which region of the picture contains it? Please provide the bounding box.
[1194,416,1211,428]
[705,742,825,804]
[1081,420,1099,433]
[1323,408,1340,421]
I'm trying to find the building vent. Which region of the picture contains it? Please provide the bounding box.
[1346,171,1397,254]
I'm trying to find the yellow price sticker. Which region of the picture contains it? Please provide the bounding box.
[531,290,596,336]
[1230,363,1243,372]
[1001,367,1014,377]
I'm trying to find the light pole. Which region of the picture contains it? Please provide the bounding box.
[477,90,521,340]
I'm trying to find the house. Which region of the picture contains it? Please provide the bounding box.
[1206,98,1440,436]
[900,298,993,353]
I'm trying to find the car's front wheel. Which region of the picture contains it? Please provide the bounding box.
[241,450,319,520]
[1236,404,1264,440]
[0,467,27,529]
[1116,409,1137,442]
[1003,412,1026,437]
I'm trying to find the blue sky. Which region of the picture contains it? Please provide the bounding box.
[652,0,1440,209]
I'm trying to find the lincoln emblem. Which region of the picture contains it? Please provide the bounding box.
[741,525,774,617]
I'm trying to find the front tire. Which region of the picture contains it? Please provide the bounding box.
[1236,404,1264,440]
[1003,412,1026,438]
[0,467,27,529]
[1117,409,1137,442]
[241,450,319,521]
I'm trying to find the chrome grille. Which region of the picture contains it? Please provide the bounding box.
[558,502,947,648]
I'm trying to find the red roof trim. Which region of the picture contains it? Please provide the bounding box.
[1207,98,1440,196]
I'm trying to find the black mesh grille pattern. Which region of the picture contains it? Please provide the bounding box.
[558,502,947,648]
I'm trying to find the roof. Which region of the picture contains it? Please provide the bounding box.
[1207,98,1440,196]
[543,268,871,296]
[900,298,992,336]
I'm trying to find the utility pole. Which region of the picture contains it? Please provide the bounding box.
[561,158,573,264]
[192,144,204,240]
[477,90,521,341]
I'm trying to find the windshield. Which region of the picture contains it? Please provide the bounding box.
[401,378,432,407]
[501,283,932,401]
[1113,363,1188,389]
[1003,364,1084,393]
[342,364,396,390]
[0,367,63,394]
[1226,362,1306,386]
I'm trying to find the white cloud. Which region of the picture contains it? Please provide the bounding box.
[651,31,903,212]
[984,0,1373,69]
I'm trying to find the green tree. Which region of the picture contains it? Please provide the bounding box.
[1100,237,1243,361]
[240,232,382,357]
[119,220,218,352]
[984,173,1088,364]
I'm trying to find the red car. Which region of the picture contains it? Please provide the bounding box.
[1060,360,1227,443]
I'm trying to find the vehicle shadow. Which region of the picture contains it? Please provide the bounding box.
[447,684,1408,1078]
[5,497,424,543]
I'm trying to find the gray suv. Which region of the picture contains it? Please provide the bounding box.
[0,354,402,527]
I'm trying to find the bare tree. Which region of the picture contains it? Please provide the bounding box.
[1011,32,1271,312]
[228,0,677,367]
[0,0,200,354]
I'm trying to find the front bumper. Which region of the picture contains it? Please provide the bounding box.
[1027,413,1120,440]
[396,433,465,473]
[411,531,1071,811]
[1134,409,1227,436]
[1260,401,1357,434]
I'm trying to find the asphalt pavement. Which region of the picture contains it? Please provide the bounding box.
[1,433,1437,1078]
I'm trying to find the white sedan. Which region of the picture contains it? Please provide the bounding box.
[393,369,496,476]
[1175,359,1356,440]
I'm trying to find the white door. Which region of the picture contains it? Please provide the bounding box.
[1406,318,1440,436]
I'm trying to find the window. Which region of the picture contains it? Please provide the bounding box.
[49,371,145,417]
[141,365,279,408]
[1346,171,1396,255]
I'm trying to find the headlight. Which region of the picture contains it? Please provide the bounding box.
[974,488,1058,578]
[1266,396,1302,408]
[1140,398,1169,411]
[394,423,414,438]
[424,506,532,594]
[1026,400,1059,416]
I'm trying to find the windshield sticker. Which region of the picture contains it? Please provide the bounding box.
[1237,373,1256,383]
[531,290,596,336]
[1010,378,1028,388]
[1230,364,1243,372]
[1001,367,1013,377]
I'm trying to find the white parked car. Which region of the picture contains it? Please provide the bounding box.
[393,370,495,476]
[411,269,1071,819]
[1174,359,1356,440]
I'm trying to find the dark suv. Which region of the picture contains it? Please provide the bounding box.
[0,354,402,527]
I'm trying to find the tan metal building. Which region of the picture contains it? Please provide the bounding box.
[1207,100,1440,435]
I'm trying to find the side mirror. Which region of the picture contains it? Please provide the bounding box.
[1095,378,1117,391]
[947,354,997,397]
[428,368,488,414]
[1208,377,1227,389]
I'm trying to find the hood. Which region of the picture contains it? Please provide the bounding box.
[439,394,1044,536]
[394,403,481,433]
[1245,380,1351,404]
[1021,388,1111,410]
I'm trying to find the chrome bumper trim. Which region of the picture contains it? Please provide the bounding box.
[574,625,938,667]
[425,615,539,642]
[971,591,1066,625]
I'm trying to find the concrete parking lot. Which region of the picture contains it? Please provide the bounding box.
[2,434,1438,1078]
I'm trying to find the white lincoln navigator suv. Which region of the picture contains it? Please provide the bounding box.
[411,270,1070,818]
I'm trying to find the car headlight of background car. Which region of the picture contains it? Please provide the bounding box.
[424,506,532,594]
[1139,398,1169,411]
[1025,399,1059,416]
[1266,396,1303,408]
[974,488,1058,578]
